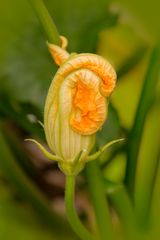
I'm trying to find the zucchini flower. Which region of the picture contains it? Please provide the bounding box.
[27,36,122,175]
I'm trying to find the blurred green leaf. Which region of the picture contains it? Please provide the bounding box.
[0,0,32,64]
[0,131,77,239]
[98,23,147,70]
[0,0,117,109]
[114,0,160,41]
[0,197,57,240]
[125,43,160,195]
[1,26,55,108]
[0,92,44,138]
[134,100,160,227]
[103,153,126,183]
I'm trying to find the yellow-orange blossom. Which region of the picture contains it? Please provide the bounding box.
[46,36,116,134]
[28,36,118,175]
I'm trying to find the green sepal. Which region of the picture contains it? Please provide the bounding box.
[86,138,125,162]
[58,149,87,176]
[25,139,62,161]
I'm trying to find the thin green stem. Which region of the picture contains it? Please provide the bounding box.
[65,175,95,240]
[125,43,160,196]
[85,161,114,240]
[28,0,60,44]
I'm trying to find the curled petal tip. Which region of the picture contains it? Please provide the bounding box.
[100,68,117,97]
[47,35,70,65]
[60,36,68,49]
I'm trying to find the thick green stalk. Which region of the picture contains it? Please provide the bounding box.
[65,175,95,240]
[125,43,160,196]
[134,101,160,228]
[85,161,114,240]
[28,0,60,44]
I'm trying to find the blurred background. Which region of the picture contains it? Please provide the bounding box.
[0,0,160,239]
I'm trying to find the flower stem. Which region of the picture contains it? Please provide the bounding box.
[85,161,114,240]
[28,0,60,44]
[65,175,95,240]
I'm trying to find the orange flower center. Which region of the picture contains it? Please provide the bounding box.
[70,80,106,135]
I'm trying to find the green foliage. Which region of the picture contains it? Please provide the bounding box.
[0,0,160,239]
[0,0,116,108]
